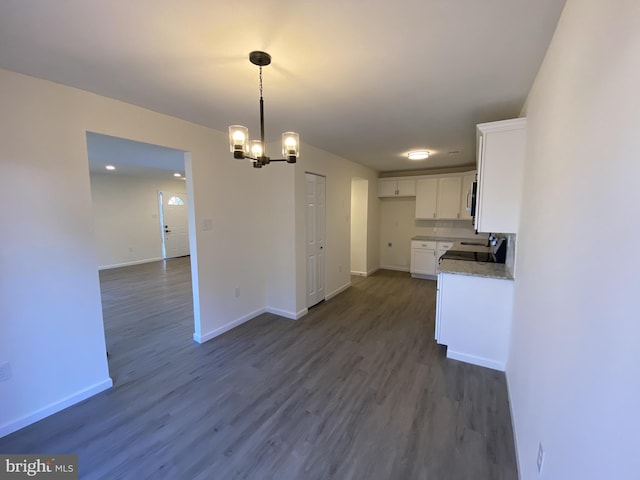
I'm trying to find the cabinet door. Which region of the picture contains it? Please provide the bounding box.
[436,177,462,219]
[410,248,436,275]
[435,273,443,341]
[378,179,398,197]
[415,178,437,219]
[476,119,526,233]
[460,173,475,220]
[396,178,416,196]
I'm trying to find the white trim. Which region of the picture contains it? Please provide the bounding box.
[379,265,410,272]
[193,308,264,343]
[326,282,351,300]
[505,368,522,478]
[351,267,380,277]
[0,378,113,438]
[98,257,164,270]
[411,273,437,280]
[265,307,302,320]
[446,349,506,371]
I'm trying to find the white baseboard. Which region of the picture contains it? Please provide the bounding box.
[98,257,164,270]
[379,265,410,272]
[0,378,113,438]
[326,282,351,300]
[194,304,311,344]
[193,308,264,343]
[505,368,522,478]
[265,306,301,320]
[446,349,506,371]
[351,267,379,277]
[411,273,437,280]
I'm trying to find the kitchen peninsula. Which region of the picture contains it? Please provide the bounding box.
[435,240,514,371]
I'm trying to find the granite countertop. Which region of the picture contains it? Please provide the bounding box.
[438,259,513,280]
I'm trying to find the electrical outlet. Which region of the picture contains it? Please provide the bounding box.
[537,442,544,474]
[234,287,240,298]
[0,362,11,382]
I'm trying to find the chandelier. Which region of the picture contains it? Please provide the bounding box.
[229,51,299,168]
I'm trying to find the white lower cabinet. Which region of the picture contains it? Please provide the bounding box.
[436,272,513,371]
[410,240,437,277]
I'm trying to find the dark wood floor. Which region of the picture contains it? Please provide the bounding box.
[0,258,518,479]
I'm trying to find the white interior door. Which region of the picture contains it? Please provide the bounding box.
[306,173,326,308]
[161,191,190,259]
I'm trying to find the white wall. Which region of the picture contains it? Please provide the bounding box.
[507,1,640,479]
[289,143,380,315]
[0,68,272,436]
[90,173,187,268]
[0,63,377,439]
[379,197,482,271]
[350,178,368,275]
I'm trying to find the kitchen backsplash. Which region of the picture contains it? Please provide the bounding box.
[414,219,488,239]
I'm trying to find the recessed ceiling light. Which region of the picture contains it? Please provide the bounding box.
[173,172,182,177]
[408,151,429,161]
[105,165,116,170]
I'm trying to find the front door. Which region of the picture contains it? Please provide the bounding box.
[160,191,190,259]
[306,173,326,308]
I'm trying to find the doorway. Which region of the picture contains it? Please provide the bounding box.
[86,132,197,382]
[306,173,326,308]
[159,191,190,259]
[350,178,369,275]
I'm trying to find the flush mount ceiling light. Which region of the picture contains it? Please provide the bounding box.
[229,51,299,169]
[408,151,430,161]
[105,165,116,170]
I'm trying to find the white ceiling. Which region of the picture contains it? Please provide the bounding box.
[86,132,186,179]
[0,0,566,172]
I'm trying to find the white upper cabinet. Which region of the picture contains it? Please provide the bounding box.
[459,173,475,221]
[415,178,438,219]
[436,177,462,219]
[476,118,526,233]
[378,178,416,197]
[415,172,475,220]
